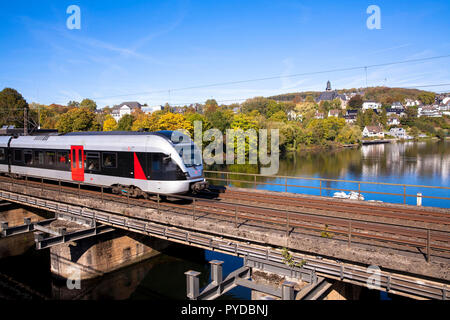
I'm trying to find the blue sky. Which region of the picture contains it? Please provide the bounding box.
[0,0,449,107]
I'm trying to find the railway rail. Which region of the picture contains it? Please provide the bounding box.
[0,174,449,263]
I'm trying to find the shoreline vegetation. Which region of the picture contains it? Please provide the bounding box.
[0,87,448,155]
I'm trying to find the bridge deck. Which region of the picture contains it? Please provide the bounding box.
[0,175,449,299]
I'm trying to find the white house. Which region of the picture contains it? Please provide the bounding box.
[112,102,142,121]
[389,127,407,139]
[442,97,450,105]
[362,101,382,110]
[314,112,324,119]
[391,102,404,109]
[287,110,303,121]
[418,105,442,118]
[328,109,340,118]
[405,99,421,107]
[362,125,384,138]
[387,115,400,126]
[142,105,163,114]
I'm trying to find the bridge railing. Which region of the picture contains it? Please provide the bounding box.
[1,173,449,264]
[204,170,450,208]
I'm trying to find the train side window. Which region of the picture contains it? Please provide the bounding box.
[14,149,23,162]
[34,151,44,165]
[57,151,69,167]
[0,148,5,161]
[102,152,117,168]
[85,152,100,171]
[24,150,33,165]
[46,151,56,166]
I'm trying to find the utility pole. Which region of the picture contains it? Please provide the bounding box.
[24,106,28,136]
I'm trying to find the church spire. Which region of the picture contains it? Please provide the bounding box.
[326,80,331,91]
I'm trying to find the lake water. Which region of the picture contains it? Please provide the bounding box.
[0,140,448,300]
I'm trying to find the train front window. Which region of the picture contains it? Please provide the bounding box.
[0,148,5,161]
[178,144,202,167]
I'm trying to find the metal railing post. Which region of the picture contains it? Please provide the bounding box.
[58,180,61,197]
[254,175,257,189]
[285,177,287,193]
[286,210,290,237]
[78,182,80,199]
[234,205,238,228]
[193,198,196,221]
[184,270,201,300]
[417,193,422,206]
[210,260,224,285]
[41,178,44,196]
[348,220,352,247]
[403,185,406,204]
[101,186,104,203]
[427,229,431,262]
[282,281,295,300]
[157,194,160,213]
[319,180,322,196]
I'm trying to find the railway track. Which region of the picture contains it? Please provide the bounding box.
[1,175,450,261]
[198,188,450,227]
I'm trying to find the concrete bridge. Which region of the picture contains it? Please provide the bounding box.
[0,172,449,300]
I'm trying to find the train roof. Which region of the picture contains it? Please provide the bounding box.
[0,136,12,148]
[8,131,191,152]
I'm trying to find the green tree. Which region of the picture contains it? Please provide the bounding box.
[117,114,134,131]
[67,101,80,108]
[0,88,29,128]
[348,95,363,109]
[205,109,234,132]
[103,115,118,131]
[56,108,100,133]
[80,99,97,112]
[418,92,435,105]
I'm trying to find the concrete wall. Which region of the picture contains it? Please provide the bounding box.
[50,231,170,280]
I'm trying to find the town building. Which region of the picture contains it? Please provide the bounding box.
[362,125,385,138]
[316,81,348,108]
[405,99,421,107]
[328,109,340,118]
[142,105,163,114]
[418,105,442,118]
[362,101,382,110]
[314,112,324,119]
[389,127,408,139]
[391,102,404,109]
[111,102,142,121]
[387,115,400,126]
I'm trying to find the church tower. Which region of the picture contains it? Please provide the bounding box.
[326,80,332,91]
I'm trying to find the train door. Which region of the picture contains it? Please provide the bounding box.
[70,145,84,182]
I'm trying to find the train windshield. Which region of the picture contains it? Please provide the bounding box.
[178,143,202,167]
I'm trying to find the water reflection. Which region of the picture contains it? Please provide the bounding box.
[207,140,450,207]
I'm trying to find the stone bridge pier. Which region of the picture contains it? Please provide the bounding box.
[0,202,53,258]
[50,231,170,280]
